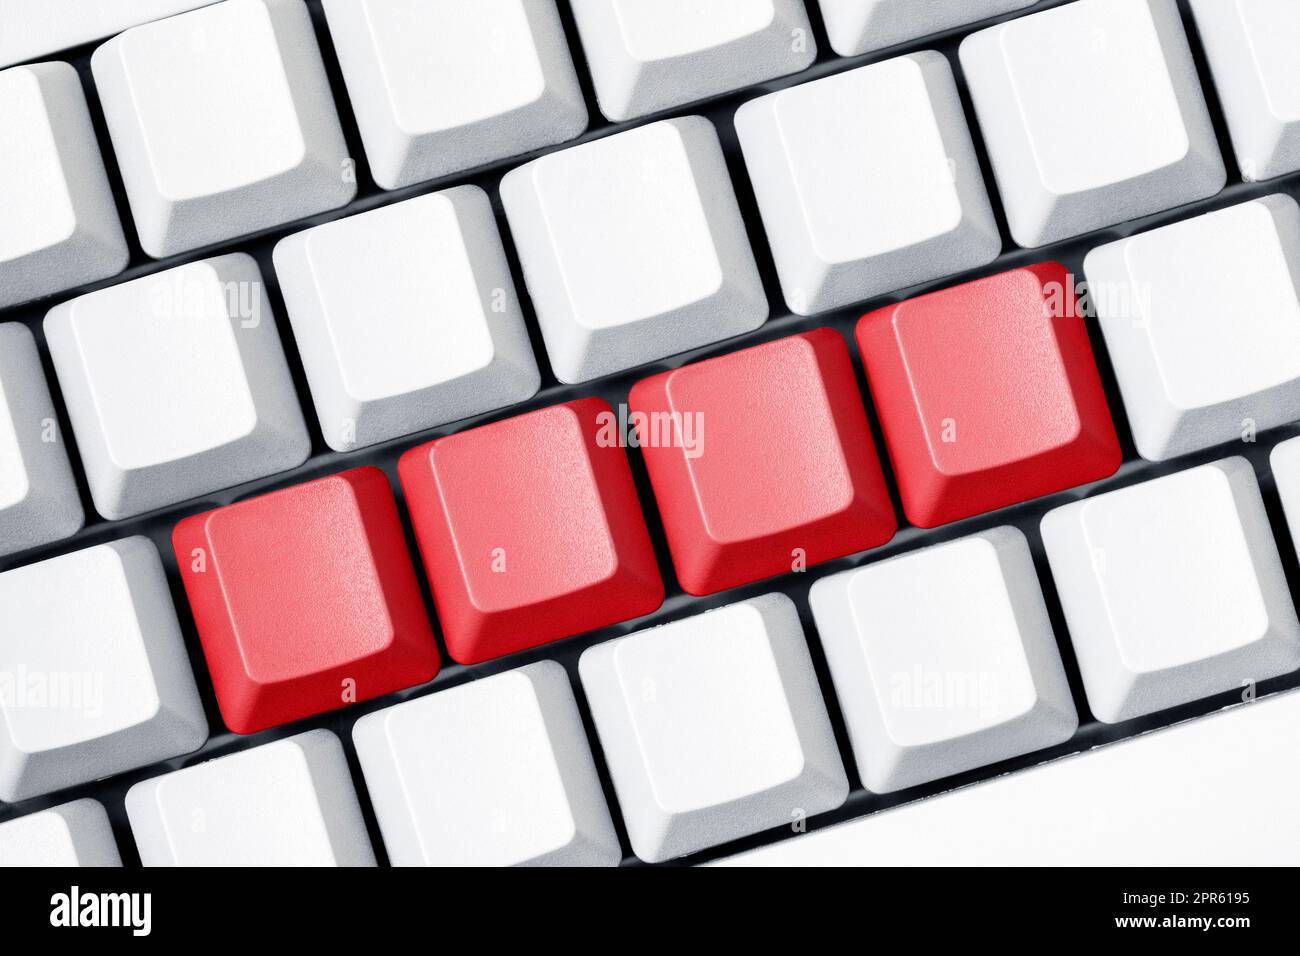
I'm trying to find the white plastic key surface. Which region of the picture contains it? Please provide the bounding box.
[1191,0,1300,182]
[501,116,767,384]
[1084,195,1300,462]
[354,661,621,867]
[0,323,83,557]
[0,537,207,802]
[45,253,310,520]
[810,527,1076,794]
[92,0,355,258]
[0,1,219,69]
[570,0,816,121]
[0,62,128,308]
[717,687,1300,866]
[274,188,540,451]
[735,52,1000,315]
[0,799,122,867]
[324,0,587,190]
[817,0,1037,57]
[126,729,375,866]
[960,0,1224,247]
[580,593,848,863]
[1041,459,1300,724]
[1272,437,1300,551]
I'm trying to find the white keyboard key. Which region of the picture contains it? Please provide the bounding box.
[324,0,587,190]
[0,537,207,802]
[717,687,1300,866]
[501,117,767,383]
[0,323,83,557]
[580,593,847,863]
[0,62,128,308]
[1084,195,1300,461]
[817,0,1037,57]
[1042,459,1300,724]
[0,1,219,69]
[1191,0,1300,182]
[810,527,1076,794]
[0,799,121,867]
[960,0,1224,247]
[92,0,355,258]
[274,188,540,451]
[735,52,1000,315]
[45,254,310,520]
[1272,437,1300,550]
[126,729,375,866]
[354,661,620,867]
[570,0,816,121]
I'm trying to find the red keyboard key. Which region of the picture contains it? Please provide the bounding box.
[629,329,896,595]
[399,398,664,664]
[173,466,440,734]
[856,262,1121,528]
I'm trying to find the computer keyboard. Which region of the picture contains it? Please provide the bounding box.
[2,0,1300,868]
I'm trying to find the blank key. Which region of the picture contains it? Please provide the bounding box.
[571,0,816,121]
[274,188,540,451]
[92,0,355,258]
[1084,195,1300,461]
[0,799,121,867]
[0,62,127,308]
[817,0,1037,57]
[580,594,848,862]
[501,117,767,383]
[45,254,309,520]
[324,0,587,190]
[127,730,375,866]
[1042,459,1300,724]
[961,0,1224,247]
[1192,0,1300,182]
[736,51,1000,315]
[354,661,621,867]
[811,528,1077,793]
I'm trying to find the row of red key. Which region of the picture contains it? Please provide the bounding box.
[174,263,1121,734]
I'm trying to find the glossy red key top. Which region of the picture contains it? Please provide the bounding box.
[629,329,897,595]
[399,397,664,664]
[856,262,1121,528]
[173,466,440,734]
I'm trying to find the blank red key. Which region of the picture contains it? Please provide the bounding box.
[398,397,664,664]
[629,329,896,596]
[173,466,440,734]
[856,262,1121,528]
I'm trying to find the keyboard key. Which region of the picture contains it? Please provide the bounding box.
[1272,437,1300,547]
[174,467,440,734]
[1085,196,1300,462]
[580,594,847,862]
[324,0,586,190]
[500,117,767,383]
[570,0,816,121]
[717,687,1300,866]
[126,729,375,866]
[399,399,663,664]
[960,0,1224,247]
[810,527,1077,793]
[817,0,1037,57]
[0,799,121,867]
[0,537,207,802]
[735,51,999,315]
[0,1,218,68]
[1191,0,1300,182]
[274,188,540,451]
[45,254,310,520]
[629,330,895,595]
[354,661,621,867]
[0,323,83,558]
[92,0,355,258]
[0,62,127,308]
[856,263,1121,528]
[1042,459,1300,724]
